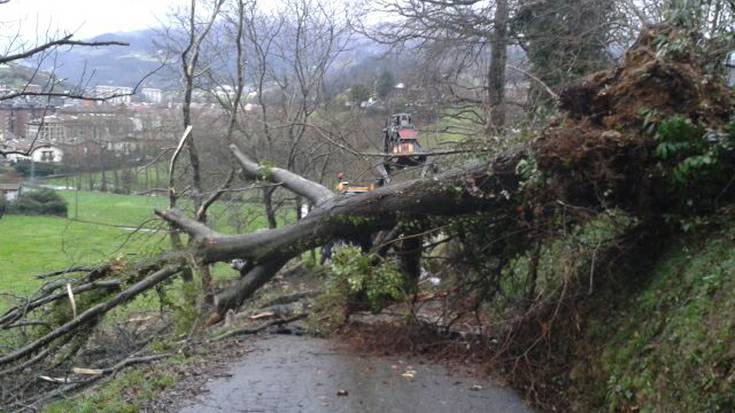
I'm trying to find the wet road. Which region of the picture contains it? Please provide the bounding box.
[178,335,534,413]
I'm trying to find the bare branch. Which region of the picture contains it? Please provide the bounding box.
[196,169,237,221]
[0,34,128,65]
[507,64,560,101]
[155,209,216,241]
[230,144,335,205]
[0,266,182,368]
[168,125,194,209]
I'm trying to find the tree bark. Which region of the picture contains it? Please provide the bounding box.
[113,168,119,193]
[157,146,526,320]
[397,235,423,291]
[101,167,108,192]
[263,186,278,229]
[487,0,509,134]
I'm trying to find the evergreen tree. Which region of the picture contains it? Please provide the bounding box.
[376,70,395,99]
[350,84,371,103]
[515,0,616,108]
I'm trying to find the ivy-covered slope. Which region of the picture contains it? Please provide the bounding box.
[566,216,735,412]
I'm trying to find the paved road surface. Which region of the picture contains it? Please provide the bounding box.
[179,335,535,413]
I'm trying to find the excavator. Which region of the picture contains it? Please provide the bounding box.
[382,113,427,174]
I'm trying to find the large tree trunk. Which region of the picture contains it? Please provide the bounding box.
[397,235,423,291]
[487,0,509,134]
[157,145,525,321]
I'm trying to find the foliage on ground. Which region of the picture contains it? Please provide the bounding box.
[43,368,176,413]
[310,246,405,333]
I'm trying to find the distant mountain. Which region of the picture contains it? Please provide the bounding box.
[37,29,397,93]
[43,30,175,89]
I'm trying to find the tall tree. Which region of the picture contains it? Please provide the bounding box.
[363,0,512,134]
[211,0,351,227]
[163,0,226,299]
[376,69,395,99]
[514,0,617,109]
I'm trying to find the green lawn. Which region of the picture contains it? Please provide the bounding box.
[57,190,293,234]
[59,191,168,228]
[43,162,170,194]
[423,109,484,148]
[0,215,169,308]
[0,190,296,310]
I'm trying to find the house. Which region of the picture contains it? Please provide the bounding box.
[2,140,65,164]
[0,101,49,139]
[141,88,163,104]
[25,115,65,142]
[0,183,23,201]
[107,136,141,155]
[94,85,133,106]
[30,144,64,163]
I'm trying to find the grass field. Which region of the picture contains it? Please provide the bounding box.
[59,191,168,228]
[0,215,169,309]
[42,162,170,194]
[0,190,296,311]
[56,190,291,234]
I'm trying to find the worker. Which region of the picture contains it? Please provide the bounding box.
[336,172,348,192]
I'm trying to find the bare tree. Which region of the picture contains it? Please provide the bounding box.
[176,0,226,212]
[207,0,352,227]
[358,0,512,134]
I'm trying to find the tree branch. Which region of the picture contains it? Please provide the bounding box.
[230,144,335,205]
[0,266,182,368]
[0,34,128,65]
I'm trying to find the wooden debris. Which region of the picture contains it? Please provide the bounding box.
[250,312,275,320]
[71,367,104,376]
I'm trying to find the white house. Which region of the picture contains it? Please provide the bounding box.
[1,139,64,164]
[30,144,64,163]
[94,85,133,105]
[0,183,23,201]
[107,137,140,155]
[142,88,163,104]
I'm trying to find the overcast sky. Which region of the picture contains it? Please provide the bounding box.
[1,0,188,40]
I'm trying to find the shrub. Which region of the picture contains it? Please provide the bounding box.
[12,159,58,177]
[8,188,68,217]
[329,245,405,312]
[309,245,406,334]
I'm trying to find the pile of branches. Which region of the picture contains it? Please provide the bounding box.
[0,262,180,410]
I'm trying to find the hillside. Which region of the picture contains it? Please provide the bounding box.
[574,218,735,411]
[44,30,172,89]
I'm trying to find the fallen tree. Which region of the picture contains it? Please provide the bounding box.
[1,24,734,410]
[158,144,526,323]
